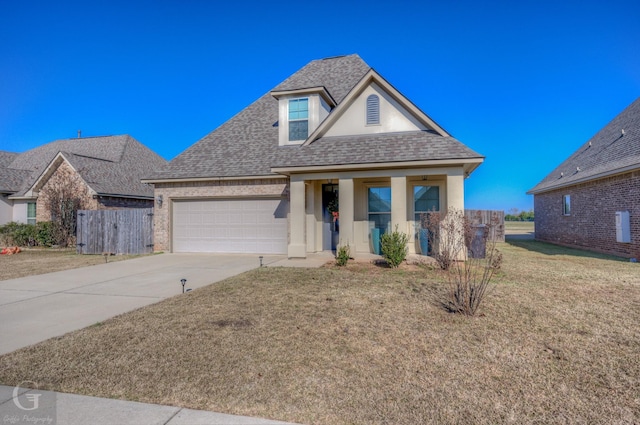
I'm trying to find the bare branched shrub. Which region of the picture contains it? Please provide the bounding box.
[39,167,89,247]
[422,208,502,316]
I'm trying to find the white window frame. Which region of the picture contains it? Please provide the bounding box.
[27,202,36,225]
[412,183,442,227]
[288,98,309,141]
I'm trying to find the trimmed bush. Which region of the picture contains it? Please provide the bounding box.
[380,225,410,268]
[336,243,351,267]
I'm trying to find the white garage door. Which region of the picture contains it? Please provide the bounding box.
[172,198,288,254]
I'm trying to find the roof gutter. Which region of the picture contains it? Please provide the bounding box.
[271,157,484,175]
[527,163,640,195]
[141,174,285,184]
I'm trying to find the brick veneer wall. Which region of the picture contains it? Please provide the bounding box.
[152,178,289,252]
[36,161,98,222]
[534,170,640,259]
[97,196,153,210]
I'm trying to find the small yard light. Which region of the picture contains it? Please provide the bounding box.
[181,278,187,293]
[259,256,263,267]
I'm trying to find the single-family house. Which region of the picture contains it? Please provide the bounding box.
[528,97,640,259]
[1,135,167,225]
[144,55,484,257]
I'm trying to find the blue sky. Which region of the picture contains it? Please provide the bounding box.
[1,0,639,212]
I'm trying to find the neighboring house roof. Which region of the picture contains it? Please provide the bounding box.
[148,54,483,181]
[5,135,167,199]
[528,97,640,194]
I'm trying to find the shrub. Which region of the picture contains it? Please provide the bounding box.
[380,225,410,268]
[0,222,36,246]
[35,221,56,247]
[0,221,57,247]
[335,243,350,266]
[422,208,502,316]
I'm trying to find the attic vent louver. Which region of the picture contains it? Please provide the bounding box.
[366,94,380,125]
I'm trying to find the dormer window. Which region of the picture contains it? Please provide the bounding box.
[366,94,380,125]
[289,98,309,141]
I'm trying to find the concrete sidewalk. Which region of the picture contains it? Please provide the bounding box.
[0,385,299,424]
[0,253,285,355]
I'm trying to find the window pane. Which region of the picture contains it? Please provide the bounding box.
[368,187,391,212]
[414,186,439,212]
[289,98,308,120]
[289,120,308,141]
[369,213,391,234]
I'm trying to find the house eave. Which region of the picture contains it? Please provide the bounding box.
[271,157,484,175]
[270,86,337,108]
[141,174,285,184]
[527,163,640,195]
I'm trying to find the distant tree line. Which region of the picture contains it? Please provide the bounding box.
[505,208,534,222]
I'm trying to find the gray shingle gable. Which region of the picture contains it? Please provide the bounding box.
[529,97,640,194]
[150,54,482,180]
[273,131,484,168]
[6,135,166,198]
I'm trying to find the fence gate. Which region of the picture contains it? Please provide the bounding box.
[464,209,505,242]
[76,208,154,255]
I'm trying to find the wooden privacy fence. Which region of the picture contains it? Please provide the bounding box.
[464,209,505,242]
[76,208,154,255]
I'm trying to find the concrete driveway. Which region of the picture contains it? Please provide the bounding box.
[0,253,284,355]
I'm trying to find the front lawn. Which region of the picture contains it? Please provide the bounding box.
[0,248,142,281]
[0,241,638,424]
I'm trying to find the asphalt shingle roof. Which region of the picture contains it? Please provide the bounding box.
[529,97,640,194]
[4,135,167,198]
[151,54,482,180]
[273,131,483,168]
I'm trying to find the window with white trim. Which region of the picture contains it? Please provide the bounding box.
[27,202,36,225]
[563,195,571,216]
[366,94,380,125]
[414,185,440,223]
[288,98,309,141]
[368,186,391,235]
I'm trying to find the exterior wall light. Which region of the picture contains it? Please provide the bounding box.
[156,195,163,207]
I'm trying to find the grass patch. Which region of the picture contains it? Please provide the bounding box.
[0,241,639,424]
[504,221,535,234]
[0,249,144,281]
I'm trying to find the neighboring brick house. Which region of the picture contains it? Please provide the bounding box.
[0,135,167,225]
[144,55,485,257]
[528,97,640,259]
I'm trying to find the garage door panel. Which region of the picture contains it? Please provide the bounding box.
[173,199,288,254]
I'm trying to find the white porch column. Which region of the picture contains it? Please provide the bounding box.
[338,178,354,247]
[446,169,466,260]
[391,176,408,234]
[288,177,306,258]
[446,168,465,212]
[305,181,316,253]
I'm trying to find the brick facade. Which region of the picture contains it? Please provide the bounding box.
[36,160,155,222]
[152,178,289,252]
[535,170,640,259]
[36,161,97,222]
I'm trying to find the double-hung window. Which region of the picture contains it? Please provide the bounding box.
[27,202,36,225]
[414,186,440,224]
[368,187,391,235]
[288,98,309,141]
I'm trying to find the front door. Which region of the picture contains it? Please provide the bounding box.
[322,184,339,251]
